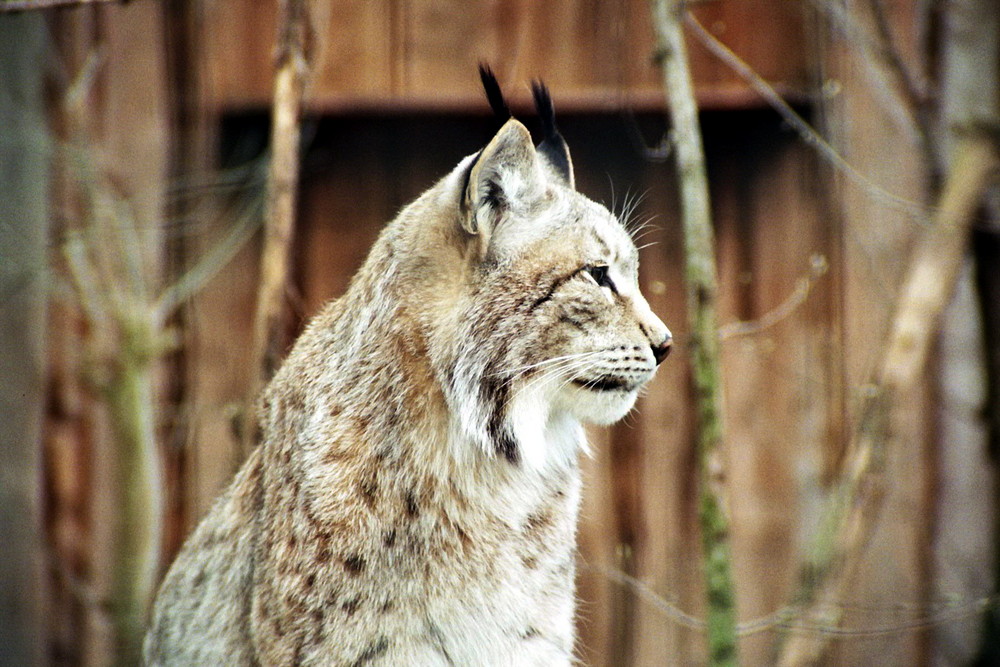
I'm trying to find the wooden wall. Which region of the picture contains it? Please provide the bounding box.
[202,0,809,111]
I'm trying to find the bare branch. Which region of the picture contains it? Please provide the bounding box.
[244,0,317,451]
[592,563,998,639]
[152,174,264,327]
[649,1,737,664]
[864,0,930,117]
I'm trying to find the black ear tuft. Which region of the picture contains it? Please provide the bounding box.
[479,64,511,122]
[531,80,574,188]
[531,81,558,142]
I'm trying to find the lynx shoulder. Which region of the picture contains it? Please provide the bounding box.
[145,71,671,666]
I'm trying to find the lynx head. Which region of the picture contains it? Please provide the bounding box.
[423,72,671,471]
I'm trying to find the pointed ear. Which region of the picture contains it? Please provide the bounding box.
[462,118,543,240]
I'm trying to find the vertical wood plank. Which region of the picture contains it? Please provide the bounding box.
[312,0,395,98]
[182,230,260,523]
[631,159,704,667]
[714,128,834,665]
[815,2,933,662]
[203,0,276,108]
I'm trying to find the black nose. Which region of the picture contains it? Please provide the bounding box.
[652,335,672,365]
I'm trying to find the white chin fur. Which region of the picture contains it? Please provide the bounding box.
[502,379,638,472]
[557,384,639,426]
[506,383,584,471]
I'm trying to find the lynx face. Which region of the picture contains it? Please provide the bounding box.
[513,196,670,424]
[443,118,672,471]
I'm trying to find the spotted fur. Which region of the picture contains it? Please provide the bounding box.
[145,82,671,666]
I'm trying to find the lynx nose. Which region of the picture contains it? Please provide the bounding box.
[652,334,672,365]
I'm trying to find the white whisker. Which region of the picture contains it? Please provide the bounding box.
[500,355,602,411]
[627,216,661,242]
[496,350,607,379]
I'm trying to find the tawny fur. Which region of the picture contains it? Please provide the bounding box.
[145,110,670,666]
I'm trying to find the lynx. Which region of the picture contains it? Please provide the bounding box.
[145,70,671,666]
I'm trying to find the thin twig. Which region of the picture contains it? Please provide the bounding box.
[152,181,264,327]
[809,0,936,165]
[62,231,107,325]
[684,13,929,224]
[807,0,915,135]
[719,255,829,341]
[863,0,931,121]
[594,562,998,639]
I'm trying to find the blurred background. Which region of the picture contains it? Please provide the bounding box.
[1,0,999,665]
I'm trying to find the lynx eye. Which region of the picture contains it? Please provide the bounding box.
[584,265,616,292]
